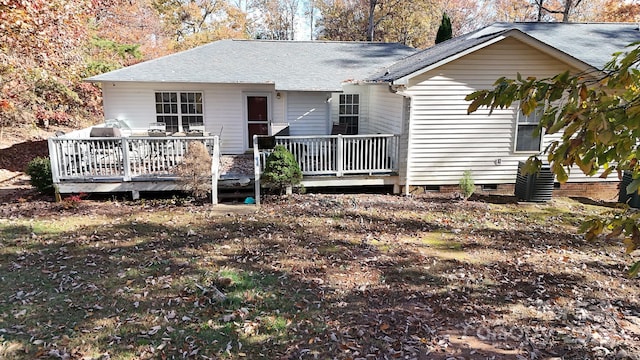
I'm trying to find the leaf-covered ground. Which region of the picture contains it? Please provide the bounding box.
[1,194,639,359]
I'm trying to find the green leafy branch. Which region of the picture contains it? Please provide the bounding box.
[466,41,640,276]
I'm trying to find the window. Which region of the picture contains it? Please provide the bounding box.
[339,94,359,135]
[155,92,203,133]
[155,92,178,133]
[515,106,542,152]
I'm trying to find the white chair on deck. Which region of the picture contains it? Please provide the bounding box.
[148,122,167,137]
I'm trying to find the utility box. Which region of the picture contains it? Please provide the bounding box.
[515,161,554,202]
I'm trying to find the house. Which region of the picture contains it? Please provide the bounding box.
[86,41,418,151]
[49,41,418,200]
[50,22,640,201]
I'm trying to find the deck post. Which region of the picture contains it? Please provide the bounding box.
[211,136,219,205]
[121,137,132,181]
[336,134,344,177]
[253,135,261,206]
[47,138,61,184]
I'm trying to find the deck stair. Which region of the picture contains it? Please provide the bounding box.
[217,155,256,203]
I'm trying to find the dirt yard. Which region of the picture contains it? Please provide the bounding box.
[0,126,59,203]
[1,192,639,359]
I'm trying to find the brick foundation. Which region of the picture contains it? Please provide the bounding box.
[552,181,619,201]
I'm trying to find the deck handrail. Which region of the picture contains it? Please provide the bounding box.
[48,135,220,202]
[258,134,400,174]
[253,133,400,205]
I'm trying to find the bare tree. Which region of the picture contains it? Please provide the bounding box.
[305,0,318,40]
[316,0,368,41]
[366,0,377,41]
[317,0,437,46]
[365,0,403,41]
[536,0,545,20]
[251,0,299,40]
[442,0,494,36]
[532,0,585,22]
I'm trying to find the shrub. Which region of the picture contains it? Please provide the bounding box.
[176,141,212,201]
[61,193,85,209]
[26,157,54,194]
[261,145,302,194]
[34,108,73,127]
[458,169,475,200]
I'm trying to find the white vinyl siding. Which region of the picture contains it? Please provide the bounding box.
[404,37,591,185]
[286,92,331,135]
[101,82,279,154]
[367,85,404,135]
[207,85,251,153]
[367,84,408,183]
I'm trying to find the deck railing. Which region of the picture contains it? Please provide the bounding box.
[253,134,399,204]
[255,134,399,176]
[48,135,220,187]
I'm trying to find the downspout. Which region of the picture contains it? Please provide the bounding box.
[389,82,413,196]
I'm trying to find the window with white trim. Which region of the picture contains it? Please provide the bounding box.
[515,106,542,152]
[339,94,359,135]
[155,92,203,133]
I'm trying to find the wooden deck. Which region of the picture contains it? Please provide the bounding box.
[48,130,401,203]
[48,134,220,202]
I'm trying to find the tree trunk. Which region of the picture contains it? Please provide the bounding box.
[537,0,544,21]
[308,0,314,40]
[366,0,377,41]
[562,0,572,22]
[537,0,580,22]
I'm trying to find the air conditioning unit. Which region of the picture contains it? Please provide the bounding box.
[618,171,640,208]
[514,161,554,202]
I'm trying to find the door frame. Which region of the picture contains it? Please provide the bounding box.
[243,92,273,150]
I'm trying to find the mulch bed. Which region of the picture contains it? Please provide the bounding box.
[0,140,49,172]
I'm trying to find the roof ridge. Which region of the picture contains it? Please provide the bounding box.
[231,39,409,45]
[498,21,639,25]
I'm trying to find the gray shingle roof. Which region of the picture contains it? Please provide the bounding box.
[369,22,640,83]
[87,40,418,91]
